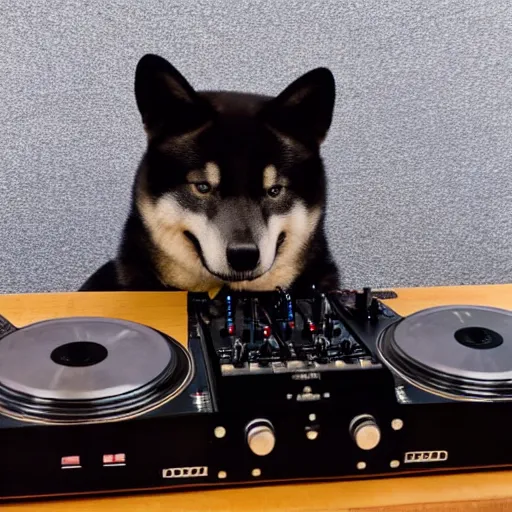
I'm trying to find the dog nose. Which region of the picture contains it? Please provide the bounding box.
[226,243,260,272]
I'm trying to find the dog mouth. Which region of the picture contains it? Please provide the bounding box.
[184,230,286,283]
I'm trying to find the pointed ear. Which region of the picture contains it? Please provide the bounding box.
[135,54,213,137]
[261,68,335,146]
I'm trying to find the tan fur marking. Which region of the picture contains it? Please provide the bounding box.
[205,162,221,187]
[263,165,278,189]
[186,162,221,187]
[263,164,289,190]
[137,194,222,292]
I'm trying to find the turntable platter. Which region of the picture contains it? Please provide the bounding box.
[393,305,512,380]
[0,317,193,423]
[0,317,175,400]
[377,305,512,401]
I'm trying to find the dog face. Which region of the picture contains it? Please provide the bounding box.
[134,54,335,292]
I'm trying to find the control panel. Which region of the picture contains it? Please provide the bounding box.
[203,287,384,375]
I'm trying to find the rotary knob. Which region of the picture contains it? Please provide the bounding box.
[349,414,381,451]
[245,419,276,456]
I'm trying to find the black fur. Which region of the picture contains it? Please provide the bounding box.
[80,54,340,294]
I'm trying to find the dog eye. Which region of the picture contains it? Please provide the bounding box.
[267,185,283,198]
[194,182,212,194]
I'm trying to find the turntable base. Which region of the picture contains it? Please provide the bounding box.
[3,283,512,512]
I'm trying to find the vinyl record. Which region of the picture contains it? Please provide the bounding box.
[0,317,193,423]
[377,305,512,401]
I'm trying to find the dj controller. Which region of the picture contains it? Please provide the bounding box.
[0,286,512,501]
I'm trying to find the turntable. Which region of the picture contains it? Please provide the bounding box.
[377,305,512,401]
[0,316,195,423]
[0,287,512,501]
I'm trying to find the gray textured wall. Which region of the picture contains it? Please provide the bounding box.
[0,0,511,294]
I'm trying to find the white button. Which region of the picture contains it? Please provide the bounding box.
[309,413,317,422]
[356,461,366,470]
[246,422,276,456]
[214,426,226,438]
[218,470,227,479]
[390,460,400,468]
[391,418,404,431]
[251,468,261,477]
[306,430,319,440]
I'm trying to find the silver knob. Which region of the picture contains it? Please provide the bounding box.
[350,415,381,451]
[246,419,276,456]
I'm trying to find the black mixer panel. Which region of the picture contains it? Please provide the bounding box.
[206,287,375,371]
[193,287,399,411]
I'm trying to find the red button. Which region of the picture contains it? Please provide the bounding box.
[61,455,80,466]
[114,453,126,463]
[103,453,126,464]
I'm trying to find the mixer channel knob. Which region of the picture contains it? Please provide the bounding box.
[245,419,276,456]
[349,415,381,451]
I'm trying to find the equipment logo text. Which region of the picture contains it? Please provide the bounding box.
[404,451,448,463]
[162,466,208,478]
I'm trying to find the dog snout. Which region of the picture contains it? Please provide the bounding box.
[226,243,260,272]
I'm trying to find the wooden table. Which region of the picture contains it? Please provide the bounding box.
[2,284,512,512]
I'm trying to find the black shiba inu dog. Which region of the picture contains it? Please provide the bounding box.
[80,54,340,295]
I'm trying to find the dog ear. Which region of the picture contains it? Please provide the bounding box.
[261,68,335,146]
[135,54,213,137]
